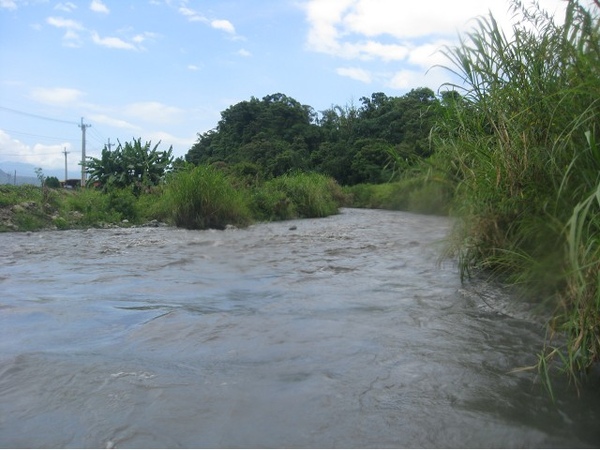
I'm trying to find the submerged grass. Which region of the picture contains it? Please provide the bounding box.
[433,0,600,391]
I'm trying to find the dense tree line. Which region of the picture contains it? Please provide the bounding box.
[185,88,442,185]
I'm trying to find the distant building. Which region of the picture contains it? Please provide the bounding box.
[61,179,81,189]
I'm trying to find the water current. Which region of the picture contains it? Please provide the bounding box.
[1,208,599,448]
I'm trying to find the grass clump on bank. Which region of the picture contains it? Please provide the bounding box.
[252,172,345,221]
[164,164,252,230]
[432,0,600,390]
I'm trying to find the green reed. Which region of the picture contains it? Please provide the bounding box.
[433,0,600,389]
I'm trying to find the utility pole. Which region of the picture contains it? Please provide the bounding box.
[106,138,114,151]
[79,117,91,187]
[63,147,69,183]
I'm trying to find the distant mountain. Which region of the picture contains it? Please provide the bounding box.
[0,161,80,185]
[0,167,39,186]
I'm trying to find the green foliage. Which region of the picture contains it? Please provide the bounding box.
[251,182,297,221]
[86,138,173,194]
[349,139,395,184]
[62,188,123,226]
[136,188,173,224]
[106,188,138,221]
[45,176,61,188]
[186,93,317,176]
[433,0,600,387]
[52,216,69,230]
[0,184,41,207]
[12,211,47,232]
[345,175,451,215]
[185,89,441,185]
[0,168,345,232]
[251,172,342,221]
[165,165,252,230]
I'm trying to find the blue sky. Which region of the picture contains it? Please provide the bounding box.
[0,0,567,179]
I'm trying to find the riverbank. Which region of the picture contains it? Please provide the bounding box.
[0,170,347,232]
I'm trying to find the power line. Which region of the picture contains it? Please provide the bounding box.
[0,105,79,126]
[88,126,108,146]
[0,151,66,156]
[1,128,76,142]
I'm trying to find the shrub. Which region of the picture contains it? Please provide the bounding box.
[61,188,121,226]
[255,172,340,220]
[45,176,61,188]
[106,188,138,221]
[165,165,252,229]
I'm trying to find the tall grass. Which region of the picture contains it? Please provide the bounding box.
[434,0,600,388]
[165,165,252,229]
[251,172,343,221]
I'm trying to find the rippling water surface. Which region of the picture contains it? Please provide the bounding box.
[1,208,599,448]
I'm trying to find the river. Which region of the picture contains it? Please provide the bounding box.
[1,208,599,448]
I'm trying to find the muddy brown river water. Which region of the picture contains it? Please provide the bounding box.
[1,208,599,448]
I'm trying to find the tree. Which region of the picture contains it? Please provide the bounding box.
[185,89,443,185]
[86,138,173,194]
[44,176,61,188]
[185,93,320,174]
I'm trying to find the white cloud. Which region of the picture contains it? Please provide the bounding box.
[123,101,185,124]
[62,29,83,47]
[46,16,85,46]
[304,0,512,62]
[340,40,409,61]
[46,16,84,31]
[54,2,77,13]
[178,6,208,23]
[211,19,235,34]
[340,0,505,39]
[91,31,137,50]
[0,130,71,171]
[176,5,239,37]
[386,69,423,90]
[336,67,372,83]
[187,64,200,71]
[88,114,139,131]
[90,0,109,14]
[303,0,568,89]
[237,48,251,57]
[130,31,159,50]
[144,130,195,149]
[407,40,452,69]
[0,0,17,11]
[302,0,570,92]
[303,0,354,55]
[29,87,85,105]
